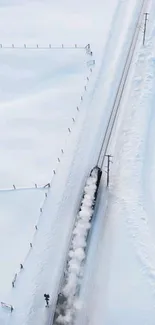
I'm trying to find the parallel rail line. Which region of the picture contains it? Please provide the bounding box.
[97,0,148,169]
[48,1,148,324]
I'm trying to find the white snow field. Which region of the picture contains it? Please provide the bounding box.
[0,48,90,188]
[0,0,120,324]
[0,0,115,189]
[0,188,47,303]
[75,1,155,325]
[0,0,152,325]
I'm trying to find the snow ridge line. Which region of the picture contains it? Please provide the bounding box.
[52,166,102,325]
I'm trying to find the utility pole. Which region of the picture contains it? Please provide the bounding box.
[105,154,113,187]
[143,13,149,46]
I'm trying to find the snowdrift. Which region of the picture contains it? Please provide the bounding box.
[52,166,102,325]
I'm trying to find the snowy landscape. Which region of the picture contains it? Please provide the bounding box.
[0,0,155,324]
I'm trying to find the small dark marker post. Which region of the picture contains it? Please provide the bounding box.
[105,154,113,187]
[44,294,50,307]
[44,183,50,188]
[143,13,149,46]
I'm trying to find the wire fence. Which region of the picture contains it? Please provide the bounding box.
[0,43,92,52]
[0,65,95,194]
[11,186,50,288]
[0,183,50,192]
[1,45,95,311]
[8,62,95,295]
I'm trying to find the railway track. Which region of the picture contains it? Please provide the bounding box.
[48,1,148,324]
[97,0,148,169]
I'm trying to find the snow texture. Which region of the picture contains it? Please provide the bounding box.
[75,1,155,325]
[0,0,147,324]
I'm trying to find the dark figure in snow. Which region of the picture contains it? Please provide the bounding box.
[11,306,14,312]
[12,281,14,288]
[20,264,23,270]
[44,294,50,307]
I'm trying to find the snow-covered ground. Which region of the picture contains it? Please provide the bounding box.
[0,188,47,301]
[75,0,155,324]
[0,0,152,324]
[0,0,115,188]
[0,47,90,188]
[0,0,120,324]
